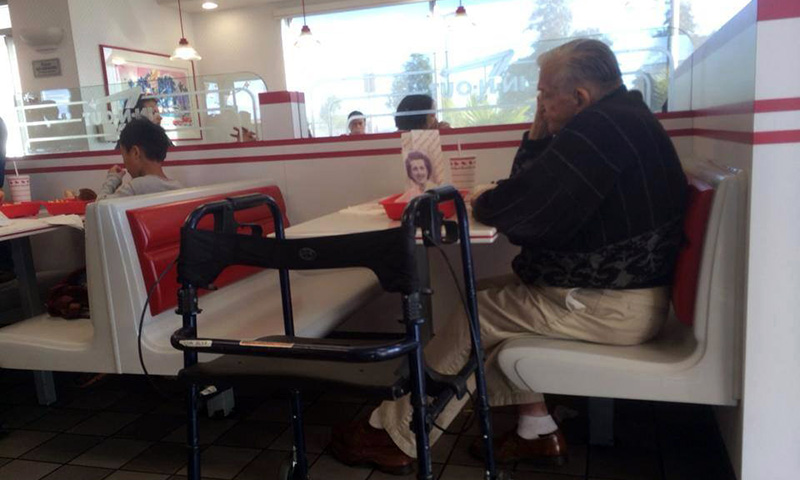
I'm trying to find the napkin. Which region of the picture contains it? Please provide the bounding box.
[340,203,386,216]
[43,214,85,230]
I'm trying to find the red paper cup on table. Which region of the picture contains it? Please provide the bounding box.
[8,175,32,203]
[448,156,477,192]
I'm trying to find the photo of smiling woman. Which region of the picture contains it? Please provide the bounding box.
[398,150,438,202]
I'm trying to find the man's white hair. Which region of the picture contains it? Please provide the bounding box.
[538,39,623,95]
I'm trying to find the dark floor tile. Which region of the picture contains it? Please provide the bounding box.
[0,430,57,458]
[589,445,662,480]
[0,459,8,468]
[0,459,59,480]
[516,444,587,477]
[104,470,170,479]
[41,465,113,480]
[21,433,104,463]
[512,471,583,479]
[70,438,152,469]
[0,405,50,429]
[0,384,37,405]
[107,393,163,415]
[176,445,259,479]
[439,464,490,480]
[115,414,185,442]
[245,399,293,423]
[308,454,371,480]
[465,412,517,436]
[26,409,93,433]
[214,421,286,449]
[69,412,141,437]
[162,418,238,445]
[65,390,129,411]
[446,435,482,467]
[302,401,362,426]
[367,463,445,480]
[123,442,186,475]
[232,450,319,480]
[268,425,329,454]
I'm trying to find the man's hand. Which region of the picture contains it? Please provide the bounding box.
[529,98,549,140]
[469,183,497,209]
[108,165,126,178]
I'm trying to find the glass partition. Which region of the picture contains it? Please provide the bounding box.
[13,72,267,156]
[282,0,749,136]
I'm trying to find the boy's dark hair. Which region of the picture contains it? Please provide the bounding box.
[118,118,170,162]
[395,94,434,130]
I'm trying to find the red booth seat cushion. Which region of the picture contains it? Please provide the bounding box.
[671,176,715,326]
[126,186,290,316]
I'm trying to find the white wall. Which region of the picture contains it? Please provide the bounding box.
[190,4,286,91]
[8,0,81,95]
[67,0,196,90]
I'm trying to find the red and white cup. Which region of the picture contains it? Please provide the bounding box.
[8,175,32,203]
[449,156,477,193]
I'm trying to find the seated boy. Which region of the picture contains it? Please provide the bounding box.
[99,118,183,199]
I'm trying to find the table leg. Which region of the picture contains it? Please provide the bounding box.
[10,237,45,317]
[34,371,57,406]
[10,238,58,405]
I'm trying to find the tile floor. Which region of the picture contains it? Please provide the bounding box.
[0,370,736,480]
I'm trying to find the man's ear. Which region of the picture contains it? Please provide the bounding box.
[574,87,593,111]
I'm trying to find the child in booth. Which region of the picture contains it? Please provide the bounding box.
[99,118,183,199]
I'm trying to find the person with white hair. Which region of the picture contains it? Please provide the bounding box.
[331,39,687,474]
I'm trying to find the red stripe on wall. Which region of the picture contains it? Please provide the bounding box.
[758,0,800,20]
[754,98,800,113]
[753,129,800,144]
[693,129,754,144]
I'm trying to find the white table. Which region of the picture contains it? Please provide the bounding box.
[0,215,83,405]
[285,202,498,339]
[285,202,498,244]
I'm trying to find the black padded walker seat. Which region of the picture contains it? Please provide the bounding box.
[170,187,501,480]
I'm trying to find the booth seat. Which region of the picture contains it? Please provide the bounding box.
[498,160,746,406]
[0,179,381,375]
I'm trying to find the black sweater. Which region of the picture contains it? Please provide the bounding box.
[473,86,687,289]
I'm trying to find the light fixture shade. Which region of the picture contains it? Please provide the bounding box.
[201,1,218,9]
[450,5,475,29]
[171,38,202,61]
[294,25,320,48]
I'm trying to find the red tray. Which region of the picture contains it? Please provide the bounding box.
[43,200,91,215]
[0,202,41,218]
[379,194,456,221]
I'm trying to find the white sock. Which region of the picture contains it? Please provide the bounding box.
[368,408,384,430]
[516,414,558,440]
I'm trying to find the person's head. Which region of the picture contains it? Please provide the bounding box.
[395,94,438,130]
[347,111,366,135]
[405,151,432,186]
[118,118,171,177]
[135,96,162,126]
[536,39,622,134]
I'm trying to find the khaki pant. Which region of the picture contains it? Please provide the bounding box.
[374,275,670,458]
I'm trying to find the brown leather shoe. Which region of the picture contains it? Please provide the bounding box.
[470,429,568,465]
[331,418,414,475]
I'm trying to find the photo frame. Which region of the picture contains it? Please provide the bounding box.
[397,130,450,202]
[100,44,202,141]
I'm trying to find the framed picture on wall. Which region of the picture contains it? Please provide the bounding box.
[100,44,202,141]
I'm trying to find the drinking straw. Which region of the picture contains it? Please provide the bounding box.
[13,162,19,177]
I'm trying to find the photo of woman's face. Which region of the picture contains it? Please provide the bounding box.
[409,158,429,185]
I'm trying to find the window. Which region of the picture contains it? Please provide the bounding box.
[282,0,750,136]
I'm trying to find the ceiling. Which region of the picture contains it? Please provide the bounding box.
[155,0,284,13]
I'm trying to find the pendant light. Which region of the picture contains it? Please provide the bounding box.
[451,0,475,29]
[294,0,320,48]
[170,0,202,61]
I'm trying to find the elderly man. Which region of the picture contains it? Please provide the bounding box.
[332,39,686,474]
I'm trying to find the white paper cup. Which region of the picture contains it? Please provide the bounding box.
[8,175,32,203]
[449,156,477,192]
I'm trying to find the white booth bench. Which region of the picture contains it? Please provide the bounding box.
[0,179,381,381]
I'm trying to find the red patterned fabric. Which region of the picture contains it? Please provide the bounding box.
[127,186,289,316]
[672,177,715,326]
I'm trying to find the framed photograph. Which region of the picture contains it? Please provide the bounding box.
[100,44,202,141]
[397,130,450,202]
